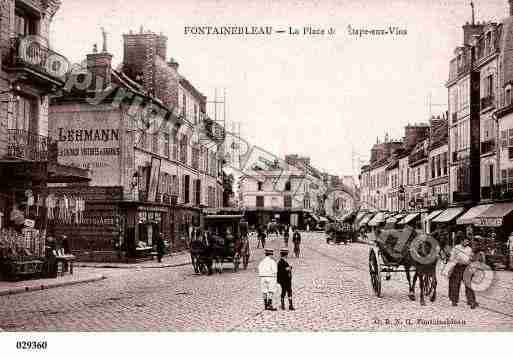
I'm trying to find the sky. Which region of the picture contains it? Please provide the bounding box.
[50,0,510,177]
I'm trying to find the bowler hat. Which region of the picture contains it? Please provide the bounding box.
[264,248,274,255]
[280,248,289,254]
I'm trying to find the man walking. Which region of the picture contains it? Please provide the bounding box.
[277,248,295,310]
[258,248,277,310]
[293,228,301,258]
[448,233,478,309]
[283,224,290,247]
[257,228,266,249]
[156,232,165,263]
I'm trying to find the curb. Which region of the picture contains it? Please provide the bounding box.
[74,261,191,269]
[0,275,107,297]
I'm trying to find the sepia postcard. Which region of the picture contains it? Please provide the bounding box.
[1,0,513,356]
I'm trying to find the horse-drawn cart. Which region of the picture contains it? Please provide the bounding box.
[368,227,439,305]
[190,214,245,275]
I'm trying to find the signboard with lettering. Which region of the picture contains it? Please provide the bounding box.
[475,217,503,227]
[50,109,121,186]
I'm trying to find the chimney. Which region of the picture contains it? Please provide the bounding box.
[156,33,167,60]
[462,22,484,45]
[168,58,179,70]
[86,44,113,89]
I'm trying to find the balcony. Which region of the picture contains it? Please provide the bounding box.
[408,151,428,166]
[7,129,51,161]
[480,96,494,110]
[480,139,496,155]
[5,37,68,88]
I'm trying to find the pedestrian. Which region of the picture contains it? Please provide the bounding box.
[241,234,250,269]
[257,229,266,249]
[156,232,165,263]
[258,248,277,311]
[277,248,295,310]
[293,228,301,258]
[448,232,478,309]
[283,224,290,247]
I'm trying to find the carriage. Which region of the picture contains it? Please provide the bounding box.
[190,214,244,274]
[368,226,439,304]
[326,222,354,244]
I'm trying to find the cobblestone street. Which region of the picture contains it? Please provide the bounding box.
[1,232,512,331]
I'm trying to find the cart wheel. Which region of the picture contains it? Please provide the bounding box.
[369,249,382,297]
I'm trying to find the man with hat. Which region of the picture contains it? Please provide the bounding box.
[258,248,278,310]
[277,248,295,310]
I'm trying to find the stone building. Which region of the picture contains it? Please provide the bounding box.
[48,29,224,261]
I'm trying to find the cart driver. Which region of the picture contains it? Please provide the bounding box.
[258,248,278,311]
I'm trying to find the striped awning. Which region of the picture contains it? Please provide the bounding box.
[456,204,494,225]
[425,209,444,222]
[398,212,420,225]
[432,207,465,223]
[368,212,386,226]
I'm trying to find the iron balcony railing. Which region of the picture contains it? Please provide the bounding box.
[7,129,50,161]
[8,37,68,82]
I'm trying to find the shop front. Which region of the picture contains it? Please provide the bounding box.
[473,202,513,270]
[431,207,467,246]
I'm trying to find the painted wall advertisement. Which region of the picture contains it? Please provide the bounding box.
[51,110,121,186]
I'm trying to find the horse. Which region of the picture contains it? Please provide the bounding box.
[377,226,441,306]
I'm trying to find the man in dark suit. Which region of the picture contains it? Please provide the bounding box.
[277,248,295,310]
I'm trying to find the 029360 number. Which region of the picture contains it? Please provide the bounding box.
[16,341,47,350]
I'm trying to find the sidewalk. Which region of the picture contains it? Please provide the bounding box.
[0,269,106,297]
[74,250,191,269]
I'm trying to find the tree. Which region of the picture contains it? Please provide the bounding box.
[222,171,234,207]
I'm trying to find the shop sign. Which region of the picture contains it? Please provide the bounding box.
[475,217,502,227]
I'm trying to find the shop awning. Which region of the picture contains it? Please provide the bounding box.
[425,209,444,222]
[398,212,420,225]
[355,211,368,223]
[474,202,513,227]
[358,213,374,226]
[309,213,321,222]
[368,212,386,226]
[386,213,398,223]
[319,216,329,222]
[456,204,494,225]
[432,207,465,223]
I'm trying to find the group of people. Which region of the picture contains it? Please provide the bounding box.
[256,224,302,258]
[258,247,295,311]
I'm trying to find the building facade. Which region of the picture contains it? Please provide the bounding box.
[0,0,88,245]
[48,30,223,261]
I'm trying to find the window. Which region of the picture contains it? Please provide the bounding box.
[183,175,190,203]
[509,147,513,160]
[256,196,264,207]
[171,129,178,160]
[192,147,199,169]
[284,195,292,208]
[194,104,198,124]
[15,10,38,37]
[257,181,263,191]
[194,179,201,206]
[180,135,188,163]
[11,95,37,132]
[484,74,494,98]
[442,152,447,176]
[506,87,512,106]
[431,157,435,179]
[182,93,187,119]
[163,133,170,157]
[152,133,158,153]
[285,180,291,191]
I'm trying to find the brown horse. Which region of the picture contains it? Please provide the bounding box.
[377,227,440,306]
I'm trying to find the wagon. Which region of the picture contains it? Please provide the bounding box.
[368,227,438,299]
[190,214,244,274]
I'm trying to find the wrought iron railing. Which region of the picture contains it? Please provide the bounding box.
[8,37,68,81]
[7,129,50,161]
